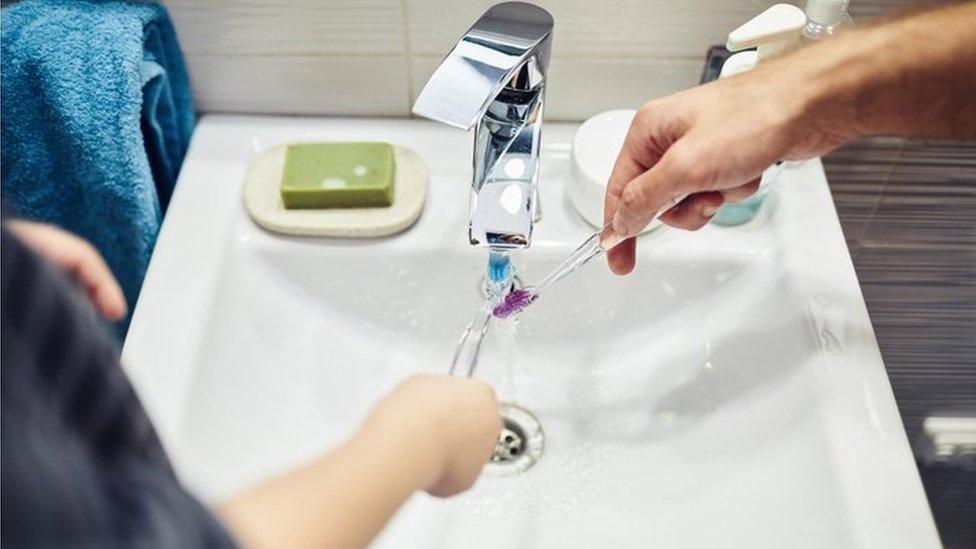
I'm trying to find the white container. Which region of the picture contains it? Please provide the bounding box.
[803,0,852,41]
[568,109,658,233]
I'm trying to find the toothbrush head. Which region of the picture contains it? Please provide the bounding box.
[487,252,512,284]
[492,288,537,319]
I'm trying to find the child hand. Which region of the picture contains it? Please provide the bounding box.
[364,374,501,498]
[7,220,127,320]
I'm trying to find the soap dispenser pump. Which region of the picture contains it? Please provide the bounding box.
[711,3,805,226]
[721,3,807,78]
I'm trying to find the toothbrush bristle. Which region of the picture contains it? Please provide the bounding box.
[487,253,512,283]
[492,288,536,318]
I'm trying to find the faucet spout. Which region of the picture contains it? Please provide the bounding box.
[412,2,553,250]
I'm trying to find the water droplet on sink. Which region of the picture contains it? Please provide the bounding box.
[658,411,677,429]
[819,329,842,355]
[716,268,736,283]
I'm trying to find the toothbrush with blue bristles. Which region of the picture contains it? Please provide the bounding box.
[449,251,513,377]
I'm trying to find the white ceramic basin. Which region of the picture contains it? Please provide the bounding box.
[123,115,939,548]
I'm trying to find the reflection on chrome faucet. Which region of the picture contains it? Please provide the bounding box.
[411,2,553,250]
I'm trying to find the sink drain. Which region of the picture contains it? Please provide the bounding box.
[484,403,544,476]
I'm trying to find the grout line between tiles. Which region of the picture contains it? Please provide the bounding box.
[410,52,709,62]
[858,137,908,244]
[183,51,710,62]
[186,51,409,59]
[397,0,415,114]
[857,240,976,252]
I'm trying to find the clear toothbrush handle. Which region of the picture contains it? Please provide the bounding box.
[491,198,687,319]
[531,195,683,295]
[450,304,492,377]
[534,234,600,293]
[533,225,623,293]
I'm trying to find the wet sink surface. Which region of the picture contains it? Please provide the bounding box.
[123,115,939,548]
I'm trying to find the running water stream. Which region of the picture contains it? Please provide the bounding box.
[449,250,516,378]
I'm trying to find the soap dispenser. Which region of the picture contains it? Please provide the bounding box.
[721,3,806,77]
[711,3,806,226]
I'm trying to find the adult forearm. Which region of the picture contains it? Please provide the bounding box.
[796,1,976,140]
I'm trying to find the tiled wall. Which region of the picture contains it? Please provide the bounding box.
[164,0,924,120]
[825,137,976,443]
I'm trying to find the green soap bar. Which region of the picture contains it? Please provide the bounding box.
[280,142,395,209]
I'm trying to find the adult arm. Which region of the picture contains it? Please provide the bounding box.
[604,1,976,274]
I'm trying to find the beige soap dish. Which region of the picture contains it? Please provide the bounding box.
[243,143,428,238]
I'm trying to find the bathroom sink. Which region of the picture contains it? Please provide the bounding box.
[123,115,939,548]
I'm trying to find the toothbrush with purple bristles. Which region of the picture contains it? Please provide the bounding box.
[493,196,685,319]
[450,229,621,376]
[492,225,623,318]
[453,198,681,375]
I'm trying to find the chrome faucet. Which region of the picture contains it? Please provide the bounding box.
[412,2,553,250]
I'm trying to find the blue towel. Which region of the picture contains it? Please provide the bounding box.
[1,0,194,330]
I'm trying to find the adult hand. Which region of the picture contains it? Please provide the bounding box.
[603,62,853,275]
[605,0,976,276]
[7,220,127,320]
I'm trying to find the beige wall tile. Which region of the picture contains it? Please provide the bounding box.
[164,0,406,55]
[187,54,410,115]
[545,56,703,120]
[404,0,771,58]
[411,55,701,121]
